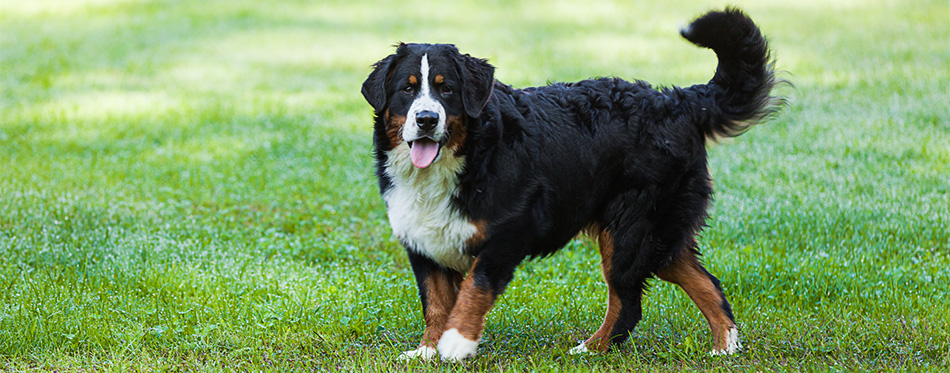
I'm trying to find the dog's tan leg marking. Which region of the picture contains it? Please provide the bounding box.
[657,249,741,354]
[437,259,496,361]
[418,270,463,349]
[570,229,622,354]
[400,269,462,360]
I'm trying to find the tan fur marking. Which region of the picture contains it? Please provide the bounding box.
[584,229,623,352]
[464,220,489,248]
[418,271,463,348]
[445,260,495,341]
[408,75,418,85]
[657,249,737,351]
[434,74,444,84]
[445,115,467,154]
[582,223,601,237]
[384,109,405,151]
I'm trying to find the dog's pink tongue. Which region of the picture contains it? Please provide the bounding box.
[410,139,439,168]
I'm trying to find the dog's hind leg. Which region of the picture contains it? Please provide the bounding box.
[657,246,741,355]
[570,227,652,354]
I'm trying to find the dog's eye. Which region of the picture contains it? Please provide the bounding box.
[440,85,453,96]
[402,85,414,94]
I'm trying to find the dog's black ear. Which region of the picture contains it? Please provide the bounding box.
[454,54,495,118]
[362,52,398,114]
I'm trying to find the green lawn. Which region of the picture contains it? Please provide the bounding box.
[1,0,948,371]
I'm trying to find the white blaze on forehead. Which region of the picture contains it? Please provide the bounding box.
[403,53,447,143]
[420,54,431,96]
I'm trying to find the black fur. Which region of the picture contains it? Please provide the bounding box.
[681,7,783,138]
[363,8,782,353]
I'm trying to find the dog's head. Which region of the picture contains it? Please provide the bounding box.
[362,43,494,169]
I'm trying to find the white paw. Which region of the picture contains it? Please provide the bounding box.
[568,342,590,355]
[710,327,742,356]
[436,328,479,362]
[398,345,437,361]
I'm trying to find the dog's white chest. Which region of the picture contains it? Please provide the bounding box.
[383,146,476,272]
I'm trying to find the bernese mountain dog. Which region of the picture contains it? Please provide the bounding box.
[361,8,782,361]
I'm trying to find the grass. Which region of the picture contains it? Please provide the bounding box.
[1,0,948,371]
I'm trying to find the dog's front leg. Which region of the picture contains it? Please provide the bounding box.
[437,255,520,362]
[400,251,463,360]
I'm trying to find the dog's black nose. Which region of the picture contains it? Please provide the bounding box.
[416,111,439,132]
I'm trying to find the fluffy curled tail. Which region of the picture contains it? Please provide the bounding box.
[681,8,784,139]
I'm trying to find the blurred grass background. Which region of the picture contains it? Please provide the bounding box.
[1,0,948,371]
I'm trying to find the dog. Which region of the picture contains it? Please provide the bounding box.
[361,8,782,361]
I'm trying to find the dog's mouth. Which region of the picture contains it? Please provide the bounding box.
[407,138,443,169]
